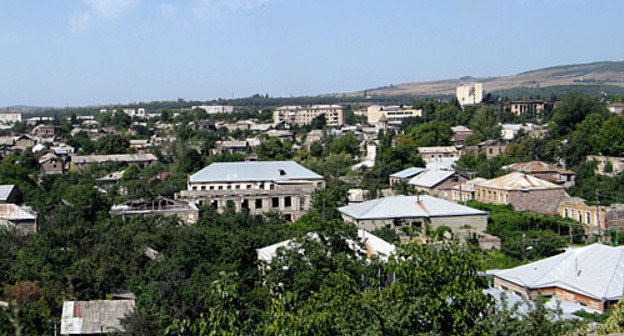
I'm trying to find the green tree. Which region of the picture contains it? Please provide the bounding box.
[310,114,326,130]
[550,92,608,138]
[407,120,453,147]
[598,115,624,156]
[470,107,501,141]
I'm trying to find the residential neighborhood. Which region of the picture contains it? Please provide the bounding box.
[2,1,624,334]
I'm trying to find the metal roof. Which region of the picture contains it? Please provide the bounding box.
[257,229,396,263]
[0,204,36,221]
[408,170,456,188]
[507,161,575,175]
[389,167,425,179]
[189,161,322,183]
[338,195,487,220]
[493,244,624,301]
[0,185,15,201]
[476,172,564,191]
[71,154,157,164]
[61,300,135,334]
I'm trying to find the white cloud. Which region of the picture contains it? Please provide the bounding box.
[82,0,139,18]
[69,0,139,32]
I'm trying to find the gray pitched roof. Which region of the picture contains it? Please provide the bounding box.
[338,195,487,220]
[389,167,426,179]
[0,185,15,202]
[493,244,624,301]
[408,170,456,188]
[189,161,322,183]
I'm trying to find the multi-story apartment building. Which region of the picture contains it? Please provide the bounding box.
[273,105,345,127]
[456,83,483,107]
[507,100,547,117]
[366,105,423,127]
[191,105,235,114]
[176,161,325,221]
[0,113,22,125]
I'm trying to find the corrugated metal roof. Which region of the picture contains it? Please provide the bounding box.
[189,161,322,183]
[507,161,575,175]
[338,195,487,220]
[408,170,456,188]
[493,244,624,301]
[257,229,395,263]
[418,146,458,154]
[0,185,15,201]
[61,300,135,334]
[389,167,426,179]
[0,204,36,221]
[476,172,563,191]
[71,154,157,164]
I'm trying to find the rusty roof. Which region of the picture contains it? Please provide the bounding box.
[476,172,564,191]
[61,300,135,334]
[507,161,575,175]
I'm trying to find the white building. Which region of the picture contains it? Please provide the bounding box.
[456,83,483,107]
[0,113,22,125]
[192,105,235,114]
[121,108,146,118]
[365,105,422,126]
[273,105,345,127]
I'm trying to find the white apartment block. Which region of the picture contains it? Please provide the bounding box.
[366,105,422,126]
[121,108,146,118]
[273,105,345,127]
[192,105,235,114]
[0,113,22,125]
[456,83,483,107]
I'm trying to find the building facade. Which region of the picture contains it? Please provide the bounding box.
[456,83,483,107]
[366,105,423,126]
[191,105,235,114]
[0,113,22,125]
[273,105,345,127]
[507,100,547,117]
[475,172,568,215]
[176,161,325,221]
[339,195,488,234]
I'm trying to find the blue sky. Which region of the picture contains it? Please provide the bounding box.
[1,0,623,107]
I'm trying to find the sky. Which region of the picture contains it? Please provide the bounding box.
[1,0,623,107]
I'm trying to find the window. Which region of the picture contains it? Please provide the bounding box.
[235,185,240,190]
[500,285,509,291]
[505,194,509,204]
[241,199,249,209]
[564,208,568,218]
[255,199,263,209]
[201,186,206,191]
[284,196,292,208]
[218,186,223,190]
[578,301,587,307]
[209,186,214,190]
[192,186,197,191]
[272,197,279,208]
[586,211,591,224]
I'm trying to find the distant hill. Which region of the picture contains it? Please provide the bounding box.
[350,61,624,97]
